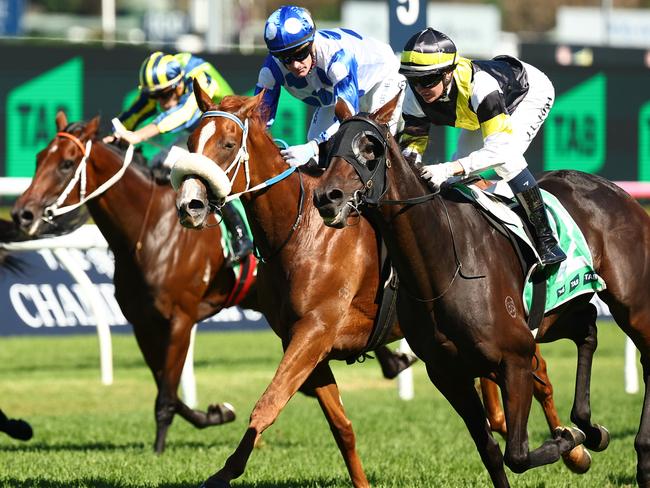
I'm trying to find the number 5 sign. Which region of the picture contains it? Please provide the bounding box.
[389,0,426,52]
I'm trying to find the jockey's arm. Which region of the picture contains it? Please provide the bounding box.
[399,114,430,165]
[453,72,516,176]
[255,55,283,126]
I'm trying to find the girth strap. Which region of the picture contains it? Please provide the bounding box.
[347,240,399,364]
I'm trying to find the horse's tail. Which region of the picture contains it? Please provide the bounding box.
[0,249,25,275]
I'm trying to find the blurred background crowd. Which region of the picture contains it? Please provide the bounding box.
[6,0,650,57]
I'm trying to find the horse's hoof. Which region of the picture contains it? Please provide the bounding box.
[381,352,418,379]
[200,477,230,488]
[554,426,586,449]
[2,419,33,441]
[585,425,610,452]
[206,402,236,426]
[561,444,592,474]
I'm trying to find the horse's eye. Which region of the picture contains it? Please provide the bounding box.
[223,141,236,150]
[60,159,75,172]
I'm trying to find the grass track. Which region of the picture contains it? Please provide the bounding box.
[0,323,642,487]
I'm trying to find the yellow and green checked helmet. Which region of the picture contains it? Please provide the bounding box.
[399,28,458,78]
[138,52,184,94]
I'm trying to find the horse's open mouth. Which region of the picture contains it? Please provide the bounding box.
[321,201,353,229]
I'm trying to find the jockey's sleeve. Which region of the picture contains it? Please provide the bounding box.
[400,88,430,164]
[118,92,157,131]
[309,49,360,145]
[454,71,515,175]
[255,55,283,127]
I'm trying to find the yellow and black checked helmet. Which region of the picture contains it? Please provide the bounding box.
[399,28,457,78]
[138,52,185,94]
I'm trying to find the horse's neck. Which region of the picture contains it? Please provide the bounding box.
[85,145,160,253]
[242,133,305,253]
[377,151,462,297]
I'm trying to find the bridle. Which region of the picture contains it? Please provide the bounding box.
[199,110,297,205]
[328,115,438,209]
[195,110,305,262]
[43,130,134,221]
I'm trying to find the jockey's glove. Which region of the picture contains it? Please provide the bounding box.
[420,162,457,190]
[281,140,319,168]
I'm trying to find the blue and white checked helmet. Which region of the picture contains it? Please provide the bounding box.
[264,5,315,54]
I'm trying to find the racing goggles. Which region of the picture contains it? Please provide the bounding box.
[151,85,177,101]
[276,44,312,65]
[409,72,447,89]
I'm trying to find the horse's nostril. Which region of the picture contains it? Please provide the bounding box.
[327,188,344,202]
[19,209,34,226]
[188,199,205,211]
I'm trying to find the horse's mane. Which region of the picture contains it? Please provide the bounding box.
[219,95,275,145]
[102,141,151,177]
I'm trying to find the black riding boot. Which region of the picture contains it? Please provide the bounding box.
[220,202,253,265]
[513,185,567,266]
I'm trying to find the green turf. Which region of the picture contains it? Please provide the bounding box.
[0,323,642,487]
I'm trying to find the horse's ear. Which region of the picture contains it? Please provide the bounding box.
[193,77,216,112]
[83,116,101,138]
[371,90,402,125]
[334,98,353,122]
[235,90,265,119]
[55,110,68,131]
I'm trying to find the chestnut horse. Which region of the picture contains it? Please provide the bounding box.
[10,112,410,455]
[312,97,650,487]
[170,85,586,487]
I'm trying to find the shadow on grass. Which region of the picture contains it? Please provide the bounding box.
[3,476,349,487]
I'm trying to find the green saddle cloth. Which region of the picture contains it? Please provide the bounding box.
[454,184,606,315]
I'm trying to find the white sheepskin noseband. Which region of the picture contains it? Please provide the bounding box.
[170,152,232,198]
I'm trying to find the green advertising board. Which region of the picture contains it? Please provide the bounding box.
[544,73,607,173]
[6,57,83,177]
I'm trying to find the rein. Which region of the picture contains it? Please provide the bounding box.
[199,110,304,261]
[44,131,135,220]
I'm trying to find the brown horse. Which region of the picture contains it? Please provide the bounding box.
[311,96,650,487]
[9,112,411,455]
[170,84,587,487]
[0,221,32,442]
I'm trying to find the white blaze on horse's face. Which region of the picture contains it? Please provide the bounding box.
[170,120,232,199]
[196,121,216,156]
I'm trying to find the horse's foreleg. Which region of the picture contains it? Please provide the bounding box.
[426,362,509,488]
[502,354,585,474]
[131,319,177,454]
[532,345,592,473]
[568,305,610,452]
[635,355,650,487]
[300,362,369,487]
[202,327,336,488]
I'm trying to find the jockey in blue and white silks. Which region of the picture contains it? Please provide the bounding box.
[255,5,405,168]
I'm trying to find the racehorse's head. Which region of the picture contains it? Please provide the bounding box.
[313,96,401,228]
[11,111,96,237]
[172,78,266,229]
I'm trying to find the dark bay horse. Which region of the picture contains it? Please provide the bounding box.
[9,111,409,455]
[170,85,587,487]
[312,97,650,487]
